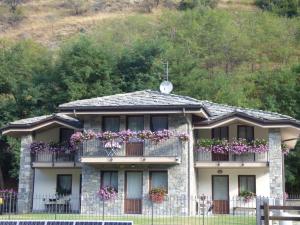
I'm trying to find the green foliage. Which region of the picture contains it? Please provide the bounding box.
[256,0,300,17]
[178,0,219,10]
[117,41,162,92]
[0,7,300,189]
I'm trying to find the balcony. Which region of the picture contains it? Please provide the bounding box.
[31,151,81,168]
[79,138,182,165]
[194,151,269,168]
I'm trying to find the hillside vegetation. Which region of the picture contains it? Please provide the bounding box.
[0,0,259,46]
[0,0,300,192]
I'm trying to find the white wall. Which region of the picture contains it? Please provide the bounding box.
[34,127,60,143]
[33,168,81,212]
[197,168,270,197]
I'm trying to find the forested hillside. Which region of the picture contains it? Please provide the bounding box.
[0,0,300,192]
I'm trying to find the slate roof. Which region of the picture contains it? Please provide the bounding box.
[200,100,296,121]
[59,90,203,110]
[2,113,82,130]
[2,90,300,133]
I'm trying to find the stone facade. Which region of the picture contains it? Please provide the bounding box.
[268,128,284,200]
[17,134,34,213]
[80,114,191,215]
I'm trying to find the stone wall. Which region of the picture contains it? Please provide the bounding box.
[17,134,34,213]
[268,128,284,200]
[80,114,191,215]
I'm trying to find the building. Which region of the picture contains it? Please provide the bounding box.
[1,90,300,215]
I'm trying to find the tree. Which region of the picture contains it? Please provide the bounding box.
[255,0,300,17]
[116,41,162,92]
[50,36,118,103]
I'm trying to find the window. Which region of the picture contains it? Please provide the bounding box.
[103,117,120,132]
[238,126,254,142]
[150,171,168,192]
[60,128,74,144]
[212,127,229,140]
[127,116,144,131]
[101,171,118,191]
[150,116,168,131]
[238,175,256,194]
[56,175,72,195]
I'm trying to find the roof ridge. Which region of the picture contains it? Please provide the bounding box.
[145,90,202,104]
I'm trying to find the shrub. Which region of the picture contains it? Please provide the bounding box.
[139,0,160,13]
[178,0,219,10]
[65,0,90,15]
[255,0,299,17]
[7,7,25,25]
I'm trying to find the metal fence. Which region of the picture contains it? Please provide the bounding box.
[0,193,285,225]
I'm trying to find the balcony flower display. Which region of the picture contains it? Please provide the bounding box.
[239,191,256,203]
[195,138,269,154]
[69,129,189,146]
[230,139,249,155]
[30,141,74,154]
[177,133,189,142]
[70,131,84,146]
[149,187,167,204]
[137,130,153,140]
[30,142,49,153]
[251,139,268,153]
[98,186,117,201]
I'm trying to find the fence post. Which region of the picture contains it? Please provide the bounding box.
[202,196,205,225]
[264,201,269,225]
[256,197,262,225]
[9,193,12,219]
[151,201,154,225]
[102,200,104,221]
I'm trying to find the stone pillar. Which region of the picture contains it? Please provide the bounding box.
[80,165,100,214]
[168,114,189,215]
[17,134,34,213]
[268,129,284,200]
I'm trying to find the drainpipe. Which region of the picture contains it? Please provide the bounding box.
[73,109,77,118]
[183,108,191,215]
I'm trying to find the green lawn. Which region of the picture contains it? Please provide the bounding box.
[0,214,256,225]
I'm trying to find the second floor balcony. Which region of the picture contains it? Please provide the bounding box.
[31,151,81,168]
[79,138,183,165]
[194,138,269,168]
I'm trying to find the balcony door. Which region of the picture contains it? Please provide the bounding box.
[212,127,229,161]
[125,171,143,214]
[212,175,229,214]
[126,116,144,156]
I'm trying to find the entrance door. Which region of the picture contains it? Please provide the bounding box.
[212,175,229,214]
[125,171,143,214]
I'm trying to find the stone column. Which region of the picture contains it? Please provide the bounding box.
[80,165,100,214]
[268,128,284,200]
[17,134,34,213]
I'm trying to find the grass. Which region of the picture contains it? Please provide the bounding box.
[0,214,256,225]
[0,0,259,47]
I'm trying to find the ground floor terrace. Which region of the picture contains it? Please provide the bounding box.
[13,165,272,216]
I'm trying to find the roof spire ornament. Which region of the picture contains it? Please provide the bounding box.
[160,61,173,94]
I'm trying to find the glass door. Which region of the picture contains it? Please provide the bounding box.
[125,171,143,214]
[212,175,229,214]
